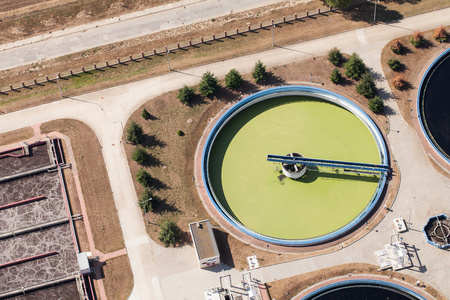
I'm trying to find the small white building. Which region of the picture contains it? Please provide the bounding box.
[189,220,220,268]
[77,252,91,275]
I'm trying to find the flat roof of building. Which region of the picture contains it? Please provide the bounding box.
[189,220,219,260]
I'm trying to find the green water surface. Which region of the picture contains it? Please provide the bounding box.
[208,96,381,240]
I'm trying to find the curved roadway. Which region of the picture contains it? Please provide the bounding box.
[0,8,450,300]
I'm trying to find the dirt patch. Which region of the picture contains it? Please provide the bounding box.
[267,262,446,300]
[1,0,449,113]
[380,26,450,126]
[41,119,124,253]
[102,255,134,300]
[0,127,34,147]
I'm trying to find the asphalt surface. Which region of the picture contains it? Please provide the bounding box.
[0,7,450,300]
[0,0,289,71]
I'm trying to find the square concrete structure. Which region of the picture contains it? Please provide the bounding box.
[189,220,220,268]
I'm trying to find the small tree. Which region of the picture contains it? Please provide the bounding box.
[328,47,343,66]
[409,30,424,48]
[330,68,342,84]
[136,168,152,187]
[252,60,268,83]
[225,69,243,89]
[158,220,181,247]
[387,58,401,71]
[324,0,353,9]
[199,71,219,97]
[132,146,148,165]
[138,188,157,212]
[344,53,366,80]
[177,85,196,105]
[126,121,144,144]
[141,108,151,120]
[369,96,384,113]
[355,73,376,99]
[392,75,407,90]
[390,39,403,54]
[433,25,448,42]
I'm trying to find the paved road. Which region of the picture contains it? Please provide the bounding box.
[1,7,450,300]
[0,0,291,71]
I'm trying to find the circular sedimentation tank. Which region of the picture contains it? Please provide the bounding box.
[202,86,388,246]
[418,48,450,162]
[300,279,426,300]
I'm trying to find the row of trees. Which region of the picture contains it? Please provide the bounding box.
[177,60,269,105]
[327,48,383,113]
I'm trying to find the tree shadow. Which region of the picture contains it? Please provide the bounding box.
[383,0,421,4]
[154,198,179,214]
[178,230,193,246]
[215,86,240,103]
[266,71,287,86]
[213,229,235,268]
[367,67,385,82]
[142,153,162,167]
[417,38,436,50]
[151,177,170,190]
[343,3,403,24]
[142,134,166,148]
[383,105,397,116]
[189,93,208,107]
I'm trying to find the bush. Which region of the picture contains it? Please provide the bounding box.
[344,53,366,80]
[355,73,376,99]
[387,58,401,71]
[330,68,342,84]
[132,147,148,165]
[177,85,195,105]
[392,75,407,90]
[225,69,243,89]
[158,220,181,247]
[409,31,424,48]
[138,188,157,212]
[136,168,152,187]
[141,108,151,120]
[390,39,403,54]
[126,121,143,144]
[199,71,219,97]
[252,60,268,83]
[433,25,448,42]
[369,96,384,113]
[177,130,184,136]
[328,47,343,66]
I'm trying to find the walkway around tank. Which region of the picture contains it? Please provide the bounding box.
[0,7,449,299]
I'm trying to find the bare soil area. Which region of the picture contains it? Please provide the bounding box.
[0,127,34,147]
[1,0,449,113]
[381,25,450,127]
[267,263,446,300]
[102,255,134,300]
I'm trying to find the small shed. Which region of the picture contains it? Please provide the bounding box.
[189,220,220,268]
[77,252,91,275]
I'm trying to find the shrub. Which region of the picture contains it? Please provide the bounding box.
[369,96,384,113]
[138,188,157,212]
[328,47,343,66]
[433,25,448,42]
[355,73,376,99]
[177,85,195,105]
[344,53,366,80]
[330,68,342,84]
[136,168,152,187]
[177,130,184,136]
[158,220,181,247]
[409,31,424,48]
[225,69,243,89]
[392,75,407,90]
[387,58,401,71]
[252,60,268,83]
[141,108,151,120]
[390,39,403,54]
[199,71,219,97]
[324,0,353,9]
[126,121,143,144]
[132,146,148,165]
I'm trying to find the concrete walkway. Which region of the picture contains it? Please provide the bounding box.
[0,7,450,299]
[0,0,294,71]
